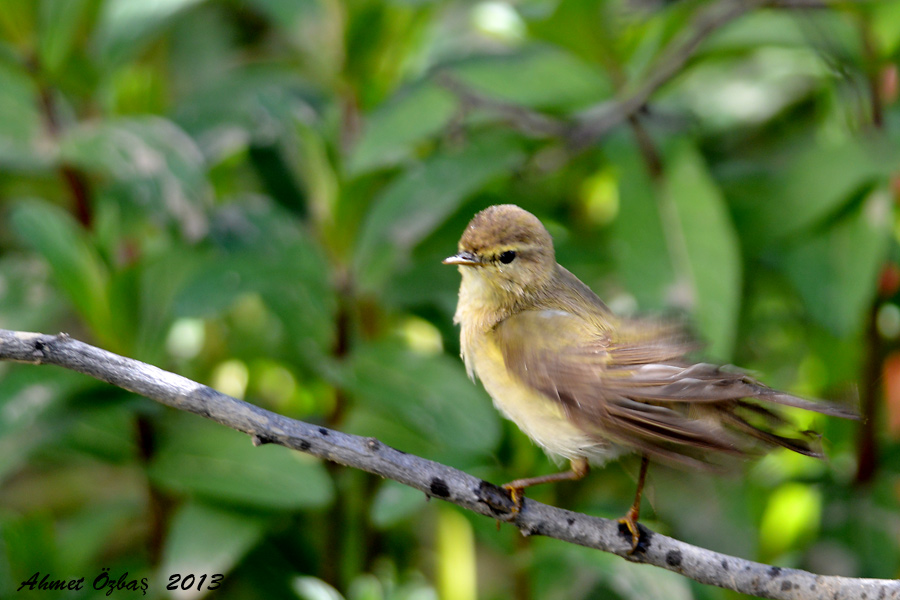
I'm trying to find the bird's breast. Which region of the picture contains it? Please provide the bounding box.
[461,324,617,463]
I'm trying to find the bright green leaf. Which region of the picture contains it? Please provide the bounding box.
[760,482,821,558]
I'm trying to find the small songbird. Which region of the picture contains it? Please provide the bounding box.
[444,204,856,549]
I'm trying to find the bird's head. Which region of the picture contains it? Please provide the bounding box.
[443,205,557,300]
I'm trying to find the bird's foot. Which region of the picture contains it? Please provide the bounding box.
[501,484,525,515]
[617,508,641,554]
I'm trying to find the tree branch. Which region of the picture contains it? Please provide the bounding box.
[439,0,834,153]
[0,329,895,600]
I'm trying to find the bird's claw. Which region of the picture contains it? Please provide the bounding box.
[617,510,641,554]
[502,484,524,514]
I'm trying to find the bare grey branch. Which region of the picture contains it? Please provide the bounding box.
[0,329,895,600]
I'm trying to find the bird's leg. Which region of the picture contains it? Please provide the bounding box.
[618,454,649,553]
[502,458,589,513]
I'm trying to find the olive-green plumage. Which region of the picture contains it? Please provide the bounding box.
[445,204,856,473]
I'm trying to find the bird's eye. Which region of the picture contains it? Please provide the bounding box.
[498,250,516,264]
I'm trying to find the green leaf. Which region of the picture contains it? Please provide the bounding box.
[353,133,525,292]
[608,141,676,311]
[149,414,334,509]
[38,0,89,75]
[161,500,271,582]
[0,63,47,170]
[174,204,336,361]
[0,255,67,332]
[782,189,893,337]
[11,200,115,347]
[370,480,427,529]
[93,0,207,68]
[347,82,457,175]
[452,46,611,110]
[59,117,211,239]
[665,144,742,360]
[341,341,499,463]
[347,47,609,175]
[0,366,87,481]
[756,139,896,241]
[175,66,323,158]
[0,513,59,594]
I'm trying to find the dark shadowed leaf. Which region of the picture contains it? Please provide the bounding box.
[59,117,212,240]
[93,0,207,68]
[665,143,742,360]
[161,500,272,586]
[782,189,893,336]
[0,63,49,170]
[11,200,115,347]
[608,140,676,311]
[353,133,525,292]
[174,203,336,361]
[149,414,333,509]
[370,480,428,528]
[348,47,608,174]
[755,139,896,241]
[38,0,90,75]
[341,341,499,462]
[347,82,457,175]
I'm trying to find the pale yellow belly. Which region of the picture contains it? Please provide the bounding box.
[464,333,621,465]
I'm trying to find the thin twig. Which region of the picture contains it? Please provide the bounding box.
[439,0,834,153]
[0,329,895,599]
[435,72,570,139]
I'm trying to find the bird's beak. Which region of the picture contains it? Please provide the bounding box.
[442,251,480,266]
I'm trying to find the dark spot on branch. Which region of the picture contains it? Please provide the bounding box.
[781,581,792,592]
[476,480,515,517]
[617,521,652,553]
[318,427,329,436]
[430,477,450,498]
[768,566,782,578]
[366,438,381,451]
[299,440,311,451]
[32,340,46,361]
[251,434,274,446]
[567,517,575,526]
[721,560,729,570]
[665,550,682,568]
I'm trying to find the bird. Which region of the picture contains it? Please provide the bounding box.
[443,204,857,550]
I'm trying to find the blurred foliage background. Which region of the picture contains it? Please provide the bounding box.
[0,0,899,598]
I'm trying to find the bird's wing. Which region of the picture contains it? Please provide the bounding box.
[494,309,855,467]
